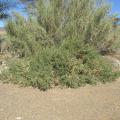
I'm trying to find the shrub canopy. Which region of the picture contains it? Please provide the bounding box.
[1,0,120,90]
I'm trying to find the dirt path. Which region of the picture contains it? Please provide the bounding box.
[0,79,120,120]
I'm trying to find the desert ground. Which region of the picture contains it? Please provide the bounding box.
[0,77,120,120]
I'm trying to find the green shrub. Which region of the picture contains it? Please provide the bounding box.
[1,0,120,90]
[2,44,119,90]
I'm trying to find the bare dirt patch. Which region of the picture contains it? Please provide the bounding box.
[0,78,120,120]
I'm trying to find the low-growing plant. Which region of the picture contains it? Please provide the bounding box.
[1,43,119,90]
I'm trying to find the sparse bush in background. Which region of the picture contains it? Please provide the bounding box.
[1,0,120,90]
[0,35,11,53]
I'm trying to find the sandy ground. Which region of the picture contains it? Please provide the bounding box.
[0,79,120,120]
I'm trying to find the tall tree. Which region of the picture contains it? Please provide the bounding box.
[0,0,10,19]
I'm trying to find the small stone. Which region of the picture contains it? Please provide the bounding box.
[16,117,22,120]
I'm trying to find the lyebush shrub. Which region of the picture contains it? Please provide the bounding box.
[2,43,119,90]
[1,0,120,90]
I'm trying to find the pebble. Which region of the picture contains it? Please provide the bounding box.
[16,117,22,120]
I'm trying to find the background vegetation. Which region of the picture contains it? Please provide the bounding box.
[0,0,120,90]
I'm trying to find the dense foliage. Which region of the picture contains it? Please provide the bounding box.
[1,0,120,90]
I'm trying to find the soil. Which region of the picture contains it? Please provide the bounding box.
[0,79,120,120]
